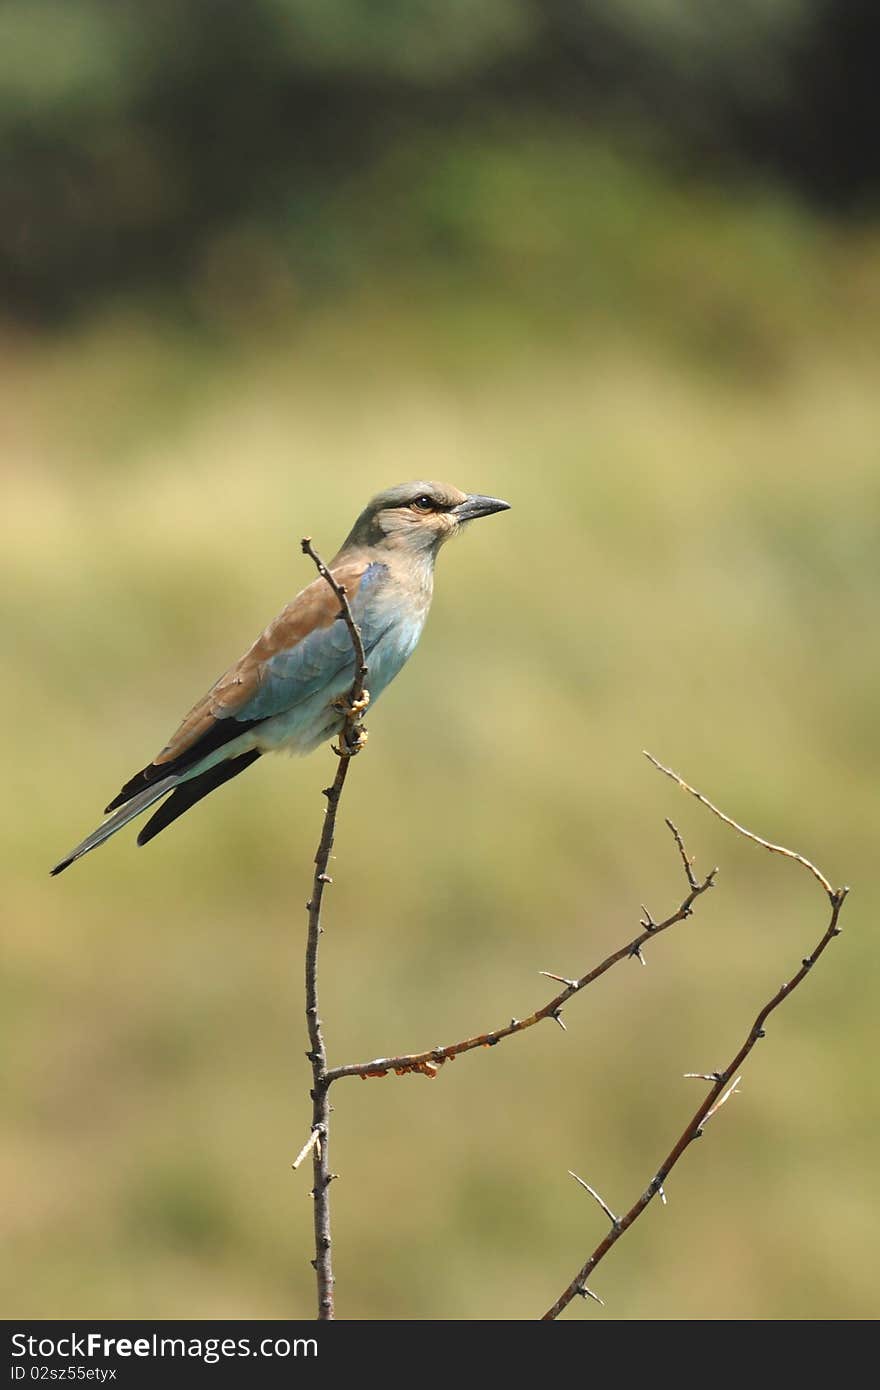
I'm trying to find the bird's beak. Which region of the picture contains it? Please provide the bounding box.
[453,494,511,524]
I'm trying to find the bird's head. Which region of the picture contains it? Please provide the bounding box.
[342,481,510,557]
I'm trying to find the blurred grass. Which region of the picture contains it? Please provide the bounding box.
[1,141,879,1319]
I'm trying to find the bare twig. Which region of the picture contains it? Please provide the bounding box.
[644,753,834,896]
[325,821,716,1083]
[665,816,699,890]
[299,536,369,1321]
[542,761,848,1319]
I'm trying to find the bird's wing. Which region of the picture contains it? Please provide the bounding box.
[156,558,386,758]
[106,558,387,810]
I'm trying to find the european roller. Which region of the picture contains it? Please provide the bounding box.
[51,481,509,875]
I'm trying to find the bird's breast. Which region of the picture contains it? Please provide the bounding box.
[254,585,430,758]
[365,602,429,702]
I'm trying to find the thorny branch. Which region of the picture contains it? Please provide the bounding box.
[290,564,846,1323]
[540,756,849,1320]
[325,818,716,1083]
[298,536,369,1321]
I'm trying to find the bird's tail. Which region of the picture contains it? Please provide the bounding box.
[50,774,179,876]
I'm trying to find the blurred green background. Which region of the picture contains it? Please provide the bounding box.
[2,0,878,1320]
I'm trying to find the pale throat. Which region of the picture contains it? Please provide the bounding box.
[379,531,442,595]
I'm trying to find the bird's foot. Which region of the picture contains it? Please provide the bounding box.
[335,725,369,757]
[332,689,371,719]
[331,688,370,756]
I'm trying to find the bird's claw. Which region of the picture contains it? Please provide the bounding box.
[332,688,370,756]
[332,689,371,719]
[336,726,369,757]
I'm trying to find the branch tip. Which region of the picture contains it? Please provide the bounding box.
[644,752,835,896]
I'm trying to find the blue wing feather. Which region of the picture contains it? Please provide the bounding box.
[237,562,391,721]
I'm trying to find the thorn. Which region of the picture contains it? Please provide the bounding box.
[539,971,578,990]
[318,873,333,885]
[640,906,656,932]
[292,1126,324,1170]
[701,1075,742,1128]
[629,943,646,966]
[509,1018,519,1029]
[651,1176,667,1205]
[576,1285,605,1307]
[552,1009,567,1031]
[569,1171,618,1226]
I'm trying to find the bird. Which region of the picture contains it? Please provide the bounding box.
[51,481,510,875]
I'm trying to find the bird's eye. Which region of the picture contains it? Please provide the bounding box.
[411,496,434,513]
